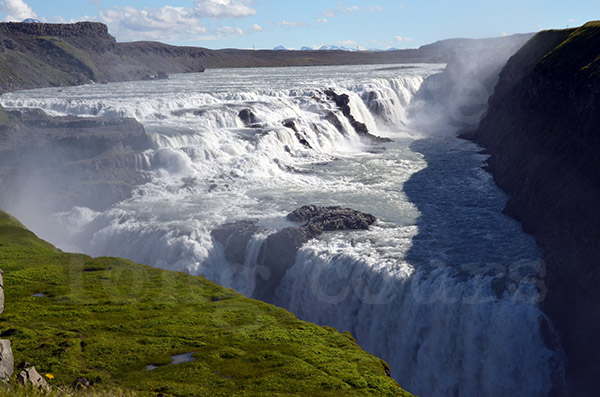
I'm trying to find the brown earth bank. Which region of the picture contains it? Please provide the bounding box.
[465,22,600,395]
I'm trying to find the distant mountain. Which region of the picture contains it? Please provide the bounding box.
[273,45,289,51]
[318,45,359,52]
[21,18,42,23]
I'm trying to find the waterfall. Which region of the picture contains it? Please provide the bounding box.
[0,64,565,396]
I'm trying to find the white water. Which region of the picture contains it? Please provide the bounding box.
[1,64,564,395]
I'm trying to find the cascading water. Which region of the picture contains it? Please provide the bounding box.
[1,64,565,396]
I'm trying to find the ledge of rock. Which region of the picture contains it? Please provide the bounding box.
[0,109,152,211]
[17,366,50,390]
[255,205,376,302]
[324,90,392,143]
[212,205,376,303]
[0,340,13,382]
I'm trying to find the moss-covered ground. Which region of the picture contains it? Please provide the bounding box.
[0,211,411,396]
[538,21,600,78]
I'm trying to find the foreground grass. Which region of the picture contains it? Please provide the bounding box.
[0,211,410,396]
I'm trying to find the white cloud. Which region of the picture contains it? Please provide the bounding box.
[568,18,575,23]
[96,1,258,42]
[317,18,328,24]
[322,4,360,18]
[99,5,208,41]
[394,36,412,42]
[277,20,308,27]
[0,0,37,21]
[250,23,264,32]
[339,40,357,47]
[217,26,244,36]
[367,5,384,13]
[193,0,256,19]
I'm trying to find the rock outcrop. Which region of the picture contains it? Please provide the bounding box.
[238,109,260,127]
[324,90,392,143]
[0,108,152,211]
[212,221,263,265]
[0,268,13,383]
[0,22,208,93]
[17,366,50,390]
[212,205,376,302]
[0,340,12,382]
[468,22,600,395]
[259,205,376,302]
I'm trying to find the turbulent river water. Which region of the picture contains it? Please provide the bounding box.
[1,64,565,396]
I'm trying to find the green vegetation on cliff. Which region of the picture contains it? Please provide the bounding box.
[0,211,410,396]
[538,21,600,78]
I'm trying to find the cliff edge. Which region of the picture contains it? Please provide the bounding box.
[470,22,600,394]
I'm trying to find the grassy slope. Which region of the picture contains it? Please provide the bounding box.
[0,211,410,396]
[538,21,600,77]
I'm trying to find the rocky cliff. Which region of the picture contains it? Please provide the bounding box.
[470,22,600,395]
[0,108,152,212]
[0,21,209,93]
[1,21,534,94]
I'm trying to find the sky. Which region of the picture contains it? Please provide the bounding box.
[0,0,598,50]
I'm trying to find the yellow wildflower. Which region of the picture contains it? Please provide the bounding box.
[45,373,54,379]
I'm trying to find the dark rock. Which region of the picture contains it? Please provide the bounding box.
[212,221,263,265]
[295,133,312,149]
[287,205,376,232]
[324,111,345,134]
[238,109,259,127]
[254,205,376,302]
[17,361,31,369]
[467,24,600,395]
[324,89,392,143]
[282,119,298,132]
[73,377,91,390]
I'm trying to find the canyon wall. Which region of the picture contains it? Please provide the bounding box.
[470,22,600,395]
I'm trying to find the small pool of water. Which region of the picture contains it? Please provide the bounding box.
[146,352,195,371]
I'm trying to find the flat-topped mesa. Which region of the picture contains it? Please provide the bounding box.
[0,21,115,43]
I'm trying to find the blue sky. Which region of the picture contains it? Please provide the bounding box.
[0,0,598,50]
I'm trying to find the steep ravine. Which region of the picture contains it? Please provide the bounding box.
[468,22,600,395]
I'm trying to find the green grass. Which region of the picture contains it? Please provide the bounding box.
[538,21,600,78]
[37,37,101,81]
[0,49,77,91]
[0,211,411,396]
